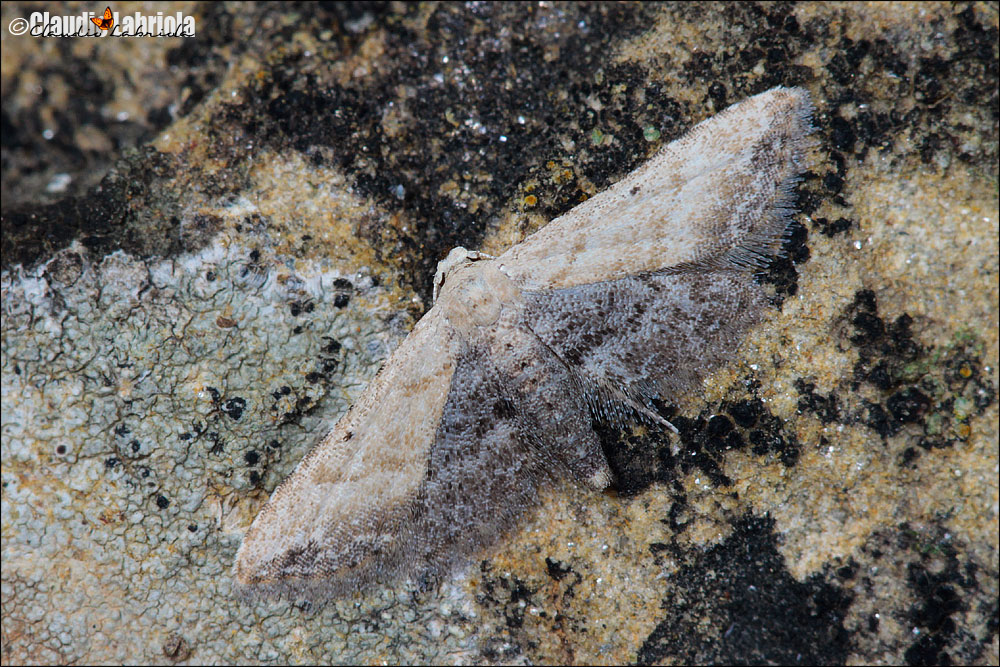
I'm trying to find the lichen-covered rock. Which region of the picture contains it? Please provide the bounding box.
[2,2,996,664]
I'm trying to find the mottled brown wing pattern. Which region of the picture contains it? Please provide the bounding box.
[385,301,616,588]
[522,270,766,420]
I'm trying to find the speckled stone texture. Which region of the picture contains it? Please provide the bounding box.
[2,2,997,665]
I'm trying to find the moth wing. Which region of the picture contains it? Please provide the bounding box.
[234,305,547,596]
[233,306,460,593]
[511,87,814,406]
[498,86,814,291]
[522,271,767,405]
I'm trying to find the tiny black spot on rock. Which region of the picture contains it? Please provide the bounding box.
[814,216,853,237]
[156,495,170,509]
[887,387,931,424]
[221,397,247,420]
[795,379,841,424]
[208,432,223,455]
[708,81,728,108]
[830,115,856,153]
[836,561,859,581]
[545,557,573,581]
[244,450,259,465]
[724,399,762,428]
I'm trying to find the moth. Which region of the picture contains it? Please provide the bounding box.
[234,86,815,598]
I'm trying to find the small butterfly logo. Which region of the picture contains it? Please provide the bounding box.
[91,6,114,31]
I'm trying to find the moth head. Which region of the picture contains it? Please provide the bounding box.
[433,247,494,302]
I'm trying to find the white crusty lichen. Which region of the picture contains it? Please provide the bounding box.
[1,230,483,663]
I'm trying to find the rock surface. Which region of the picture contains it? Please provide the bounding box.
[2,2,997,664]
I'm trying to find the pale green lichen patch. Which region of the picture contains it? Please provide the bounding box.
[0,228,435,663]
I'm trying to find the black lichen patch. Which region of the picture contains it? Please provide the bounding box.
[1,3,368,270]
[857,524,991,666]
[312,336,344,379]
[595,419,673,497]
[837,290,996,447]
[637,514,853,665]
[479,635,524,664]
[0,148,212,271]
[2,1,283,270]
[288,300,315,317]
[813,216,854,237]
[664,2,998,265]
[666,4,813,98]
[161,3,243,118]
[795,379,842,424]
[758,218,810,307]
[476,554,586,660]
[599,395,799,499]
[221,397,247,420]
[545,557,573,582]
[266,384,320,427]
[477,563,539,632]
[815,7,997,174]
[3,43,172,210]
